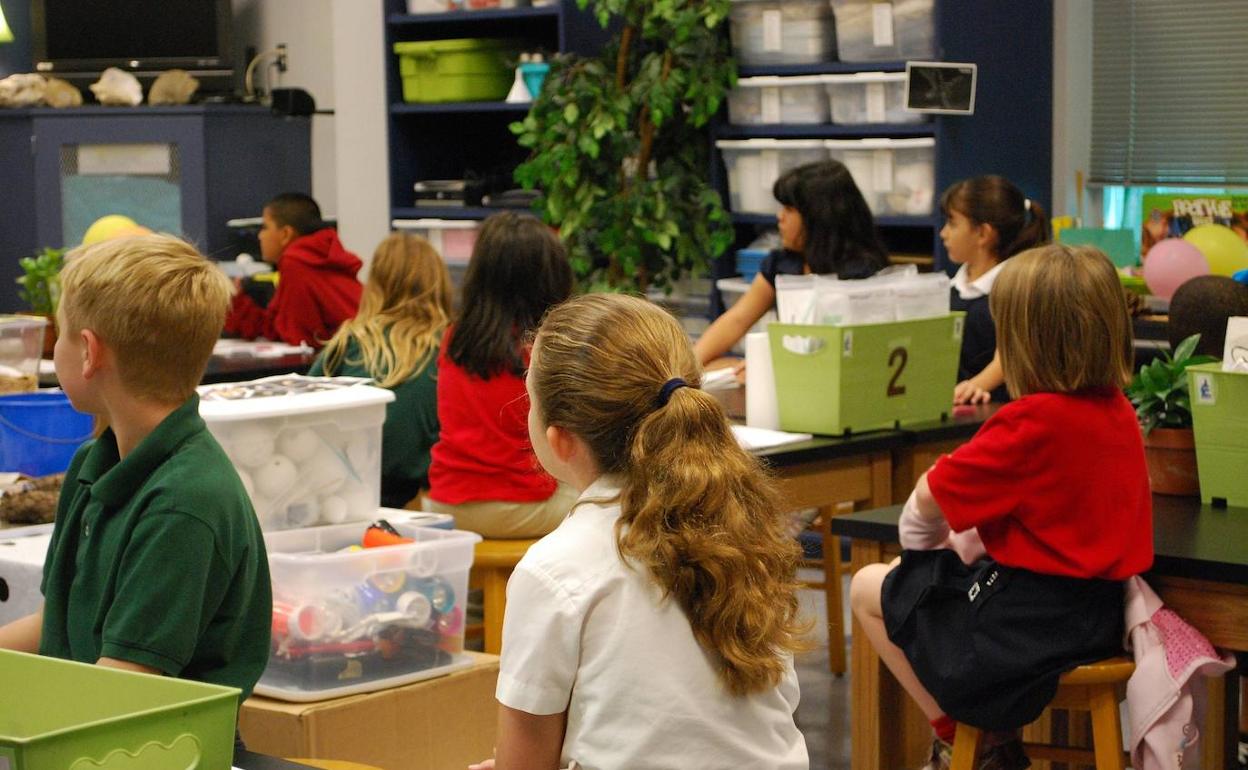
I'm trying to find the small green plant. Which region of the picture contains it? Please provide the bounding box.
[16,247,66,315]
[1126,333,1219,435]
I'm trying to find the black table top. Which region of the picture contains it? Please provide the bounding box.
[830,495,1248,585]
[202,350,315,384]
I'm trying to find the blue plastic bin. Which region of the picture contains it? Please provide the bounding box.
[0,392,94,477]
[736,248,769,283]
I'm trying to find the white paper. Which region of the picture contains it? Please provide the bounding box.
[761,87,782,124]
[701,367,740,391]
[763,10,783,52]
[745,332,780,430]
[866,82,887,123]
[731,423,812,451]
[872,3,895,47]
[1222,316,1248,372]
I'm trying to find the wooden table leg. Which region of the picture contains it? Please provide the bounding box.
[822,506,847,676]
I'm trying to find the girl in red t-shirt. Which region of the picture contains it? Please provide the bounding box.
[425,212,578,538]
[849,245,1153,770]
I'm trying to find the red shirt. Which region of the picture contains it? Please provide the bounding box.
[224,228,363,349]
[427,327,557,504]
[927,388,1153,580]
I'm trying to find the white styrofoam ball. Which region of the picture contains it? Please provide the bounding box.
[286,497,321,528]
[345,432,373,472]
[320,495,349,525]
[300,445,347,495]
[277,427,320,463]
[229,424,275,468]
[255,454,298,499]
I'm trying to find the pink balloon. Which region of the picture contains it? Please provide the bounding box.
[1143,238,1210,300]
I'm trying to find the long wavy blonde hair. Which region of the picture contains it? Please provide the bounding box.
[531,293,807,696]
[319,233,452,388]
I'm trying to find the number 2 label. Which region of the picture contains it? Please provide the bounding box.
[887,346,908,397]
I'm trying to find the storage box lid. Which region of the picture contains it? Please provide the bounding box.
[392,218,480,231]
[198,375,395,421]
[822,71,907,84]
[735,75,828,88]
[0,315,48,333]
[393,38,519,56]
[824,137,935,149]
[716,138,827,150]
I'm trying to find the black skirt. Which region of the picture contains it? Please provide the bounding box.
[882,548,1125,731]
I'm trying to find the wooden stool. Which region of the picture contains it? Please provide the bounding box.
[795,502,854,675]
[951,657,1135,770]
[288,760,386,770]
[469,538,539,655]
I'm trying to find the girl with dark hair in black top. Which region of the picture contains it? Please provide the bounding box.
[694,160,888,365]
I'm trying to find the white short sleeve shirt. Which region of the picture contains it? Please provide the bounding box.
[496,477,809,770]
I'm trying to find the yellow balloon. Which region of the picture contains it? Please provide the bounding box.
[1183,223,1248,277]
[81,215,140,246]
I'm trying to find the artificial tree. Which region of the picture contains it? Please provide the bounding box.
[511,0,736,292]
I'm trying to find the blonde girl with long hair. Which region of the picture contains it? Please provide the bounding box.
[470,293,809,770]
[310,232,451,507]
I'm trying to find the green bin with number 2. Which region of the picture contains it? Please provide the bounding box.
[768,313,965,435]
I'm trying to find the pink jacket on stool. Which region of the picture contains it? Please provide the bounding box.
[1124,576,1235,770]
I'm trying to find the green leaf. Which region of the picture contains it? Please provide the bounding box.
[1172,333,1200,364]
[563,103,580,124]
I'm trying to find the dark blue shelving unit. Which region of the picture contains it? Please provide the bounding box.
[736,61,908,78]
[714,123,936,140]
[390,101,533,115]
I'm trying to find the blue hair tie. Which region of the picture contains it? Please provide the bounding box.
[657,377,688,407]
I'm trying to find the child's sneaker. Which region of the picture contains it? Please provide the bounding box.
[917,738,952,770]
[915,736,1030,770]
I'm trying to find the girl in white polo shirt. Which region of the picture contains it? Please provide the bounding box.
[940,175,1050,405]
[470,293,809,770]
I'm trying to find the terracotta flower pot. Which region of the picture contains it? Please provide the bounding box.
[1142,427,1200,496]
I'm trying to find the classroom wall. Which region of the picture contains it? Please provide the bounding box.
[232,0,339,220]
[1051,0,1094,224]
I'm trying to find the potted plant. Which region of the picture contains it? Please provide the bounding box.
[16,247,65,357]
[1126,333,1219,495]
[510,0,736,293]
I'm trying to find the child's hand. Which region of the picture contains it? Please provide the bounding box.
[953,380,991,405]
[468,760,495,770]
[231,276,244,296]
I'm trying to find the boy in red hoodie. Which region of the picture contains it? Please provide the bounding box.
[224,193,362,348]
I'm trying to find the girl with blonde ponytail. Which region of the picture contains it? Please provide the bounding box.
[472,293,809,770]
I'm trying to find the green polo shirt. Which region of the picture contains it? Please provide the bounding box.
[310,334,440,507]
[40,394,272,700]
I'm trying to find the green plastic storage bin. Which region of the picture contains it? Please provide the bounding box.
[1187,362,1248,507]
[768,313,964,435]
[394,39,521,103]
[0,650,240,770]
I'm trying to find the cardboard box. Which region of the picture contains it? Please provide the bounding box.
[240,652,499,770]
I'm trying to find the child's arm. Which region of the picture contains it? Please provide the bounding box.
[898,472,949,549]
[0,608,43,653]
[490,704,566,770]
[693,275,776,365]
[97,657,162,675]
[954,350,1004,405]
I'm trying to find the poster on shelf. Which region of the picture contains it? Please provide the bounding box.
[1140,193,1248,259]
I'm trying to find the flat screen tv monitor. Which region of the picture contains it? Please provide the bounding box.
[32,0,234,94]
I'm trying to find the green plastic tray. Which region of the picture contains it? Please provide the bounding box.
[768,313,964,435]
[1188,363,1248,507]
[0,650,239,770]
[394,38,521,103]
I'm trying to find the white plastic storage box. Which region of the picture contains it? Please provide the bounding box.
[824,72,923,125]
[391,218,479,265]
[257,521,481,701]
[198,376,395,532]
[728,76,830,125]
[716,139,828,214]
[831,0,935,62]
[824,137,934,216]
[729,0,837,67]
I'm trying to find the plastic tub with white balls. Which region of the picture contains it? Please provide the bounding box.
[256,520,481,700]
[197,375,395,532]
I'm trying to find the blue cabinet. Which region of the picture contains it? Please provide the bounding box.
[0,105,310,311]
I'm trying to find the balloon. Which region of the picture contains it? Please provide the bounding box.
[1142,238,1209,300]
[1183,223,1248,277]
[81,215,140,246]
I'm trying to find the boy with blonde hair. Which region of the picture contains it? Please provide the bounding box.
[0,234,272,702]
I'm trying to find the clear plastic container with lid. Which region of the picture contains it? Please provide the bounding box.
[197,375,396,532]
[257,521,481,701]
[823,71,924,125]
[0,315,47,395]
[824,137,935,216]
[728,76,830,125]
[729,0,837,67]
[831,0,935,62]
[716,139,829,214]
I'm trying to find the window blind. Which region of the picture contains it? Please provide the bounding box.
[1090,0,1248,185]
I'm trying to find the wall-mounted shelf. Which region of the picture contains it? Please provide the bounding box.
[387,6,561,25]
[737,61,907,78]
[390,101,532,115]
[730,212,938,228]
[713,123,935,140]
